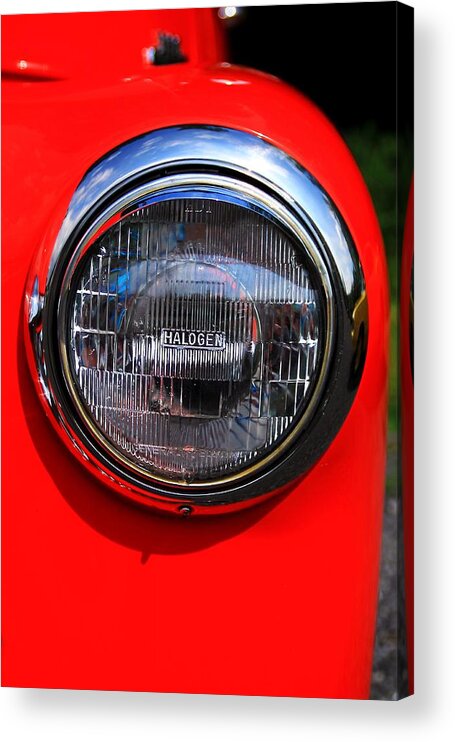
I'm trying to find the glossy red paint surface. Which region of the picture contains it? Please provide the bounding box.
[2,8,226,80]
[401,179,414,694]
[2,10,389,698]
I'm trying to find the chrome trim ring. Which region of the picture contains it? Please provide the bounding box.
[26,125,367,515]
[58,178,334,489]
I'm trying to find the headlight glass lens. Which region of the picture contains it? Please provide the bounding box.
[67,194,324,484]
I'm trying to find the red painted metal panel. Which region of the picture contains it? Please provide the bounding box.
[2,8,226,79]
[2,9,388,698]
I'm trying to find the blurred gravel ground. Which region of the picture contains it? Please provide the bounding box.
[370,436,408,700]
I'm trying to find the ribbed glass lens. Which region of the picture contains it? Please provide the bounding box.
[67,195,323,484]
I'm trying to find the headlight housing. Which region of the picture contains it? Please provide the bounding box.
[27,126,367,515]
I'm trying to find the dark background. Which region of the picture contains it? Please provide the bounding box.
[223,1,413,701]
[227,2,401,131]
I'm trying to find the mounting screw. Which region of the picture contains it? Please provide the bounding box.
[178,505,193,517]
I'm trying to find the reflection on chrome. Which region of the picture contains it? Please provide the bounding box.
[52,127,360,298]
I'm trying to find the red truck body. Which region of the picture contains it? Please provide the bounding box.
[2,8,389,698]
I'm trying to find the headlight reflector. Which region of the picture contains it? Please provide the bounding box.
[66,193,325,485]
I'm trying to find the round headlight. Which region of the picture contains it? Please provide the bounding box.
[63,190,327,486]
[27,126,366,515]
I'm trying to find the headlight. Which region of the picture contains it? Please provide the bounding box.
[27,126,366,515]
[65,190,326,486]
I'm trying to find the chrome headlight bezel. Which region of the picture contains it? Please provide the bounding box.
[26,125,367,515]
